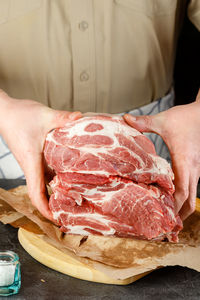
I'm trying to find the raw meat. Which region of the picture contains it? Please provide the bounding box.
[44,115,182,241]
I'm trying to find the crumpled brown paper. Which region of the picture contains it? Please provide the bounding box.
[0,185,200,280]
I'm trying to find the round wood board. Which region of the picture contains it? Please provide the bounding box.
[18,228,151,285]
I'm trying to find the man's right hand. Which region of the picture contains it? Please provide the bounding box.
[0,90,82,221]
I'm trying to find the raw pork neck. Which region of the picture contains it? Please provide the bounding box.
[44,115,182,242]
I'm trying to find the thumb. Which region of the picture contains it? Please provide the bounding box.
[50,110,82,130]
[123,113,163,134]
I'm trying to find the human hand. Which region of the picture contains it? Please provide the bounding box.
[124,89,200,220]
[0,90,82,221]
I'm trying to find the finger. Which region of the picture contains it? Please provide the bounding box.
[123,113,163,134]
[195,88,200,102]
[172,155,190,215]
[24,152,54,222]
[179,174,198,220]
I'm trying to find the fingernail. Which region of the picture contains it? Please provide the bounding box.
[69,111,82,120]
[130,115,136,121]
[125,114,136,121]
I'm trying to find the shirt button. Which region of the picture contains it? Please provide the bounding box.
[80,71,89,81]
[79,21,89,31]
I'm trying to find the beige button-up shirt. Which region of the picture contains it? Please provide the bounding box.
[0,0,199,113]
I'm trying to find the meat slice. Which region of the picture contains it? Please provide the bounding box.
[44,115,182,241]
[44,115,174,193]
[49,175,182,241]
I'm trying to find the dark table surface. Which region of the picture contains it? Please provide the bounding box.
[0,179,200,300]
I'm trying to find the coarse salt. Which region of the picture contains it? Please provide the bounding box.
[0,259,16,286]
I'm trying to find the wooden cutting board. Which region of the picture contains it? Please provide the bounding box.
[18,228,152,285]
[18,198,200,285]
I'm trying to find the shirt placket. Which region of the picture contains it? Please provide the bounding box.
[69,0,96,112]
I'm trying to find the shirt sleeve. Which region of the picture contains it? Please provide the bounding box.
[188,0,200,31]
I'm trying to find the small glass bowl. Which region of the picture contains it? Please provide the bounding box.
[0,251,21,296]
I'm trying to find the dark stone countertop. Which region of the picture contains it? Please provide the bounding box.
[0,179,200,300]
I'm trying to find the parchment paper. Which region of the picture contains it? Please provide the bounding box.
[0,185,200,280]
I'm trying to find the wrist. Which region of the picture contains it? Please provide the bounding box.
[0,90,15,134]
